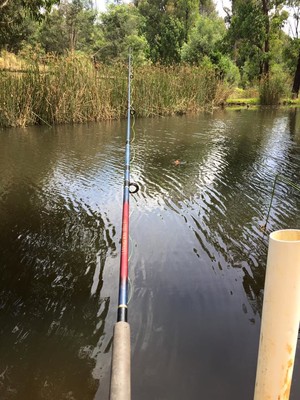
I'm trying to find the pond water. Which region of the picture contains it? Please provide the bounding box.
[1,108,300,400]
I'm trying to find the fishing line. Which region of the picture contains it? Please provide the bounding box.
[261,173,300,233]
[130,115,136,163]
[131,111,136,143]
[127,277,133,305]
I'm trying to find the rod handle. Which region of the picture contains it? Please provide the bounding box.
[110,322,131,400]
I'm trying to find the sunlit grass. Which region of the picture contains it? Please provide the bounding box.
[226,98,259,105]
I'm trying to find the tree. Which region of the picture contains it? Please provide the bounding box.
[260,0,287,75]
[0,10,35,52]
[0,0,59,52]
[181,13,240,84]
[199,0,216,15]
[181,14,226,64]
[38,9,69,54]
[0,0,58,17]
[167,0,199,42]
[97,3,149,63]
[225,0,288,83]
[137,0,186,64]
[62,0,98,52]
[226,1,265,80]
[286,0,300,96]
[38,0,100,54]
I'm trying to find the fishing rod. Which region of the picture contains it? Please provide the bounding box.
[109,53,138,400]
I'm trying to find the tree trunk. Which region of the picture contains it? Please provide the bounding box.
[231,0,237,14]
[292,50,300,97]
[69,22,77,51]
[261,0,270,76]
[185,7,189,42]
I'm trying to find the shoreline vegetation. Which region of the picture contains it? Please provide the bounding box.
[0,52,231,128]
[2,1,300,129]
[1,53,300,129]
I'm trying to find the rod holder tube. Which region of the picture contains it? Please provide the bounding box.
[254,229,300,400]
[110,322,131,400]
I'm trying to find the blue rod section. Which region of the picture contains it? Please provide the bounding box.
[117,54,132,323]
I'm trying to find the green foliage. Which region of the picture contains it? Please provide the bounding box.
[122,34,150,65]
[97,4,149,64]
[0,5,36,52]
[38,9,69,54]
[259,77,281,105]
[283,37,300,73]
[181,15,226,64]
[199,55,214,69]
[228,86,259,99]
[199,0,217,15]
[225,1,265,70]
[225,0,288,82]
[0,0,60,51]
[0,0,97,54]
[154,14,184,64]
[0,0,59,19]
[217,55,241,85]
[180,14,239,84]
[240,59,261,87]
[137,0,185,64]
[167,0,199,41]
[37,0,99,54]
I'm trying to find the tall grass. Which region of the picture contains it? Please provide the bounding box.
[259,74,288,106]
[0,53,229,128]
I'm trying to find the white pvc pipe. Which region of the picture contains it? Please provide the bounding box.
[254,229,300,400]
[109,321,131,400]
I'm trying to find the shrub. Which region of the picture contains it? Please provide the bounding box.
[259,67,290,105]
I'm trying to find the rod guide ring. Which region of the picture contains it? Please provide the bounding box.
[129,182,139,194]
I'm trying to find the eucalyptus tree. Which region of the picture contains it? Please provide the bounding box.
[171,0,216,40]
[225,0,288,82]
[181,13,240,84]
[260,0,288,75]
[170,0,199,42]
[286,0,300,95]
[97,3,149,64]
[38,0,99,54]
[0,0,58,16]
[199,0,216,15]
[181,14,226,64]
[38,9,69,54]
[136,0,183,64]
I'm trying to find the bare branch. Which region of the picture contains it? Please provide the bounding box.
[0,0,10,9]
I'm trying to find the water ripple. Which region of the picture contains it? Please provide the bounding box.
[1,112,300,399]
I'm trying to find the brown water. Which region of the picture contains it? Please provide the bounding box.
[1,108,300,400]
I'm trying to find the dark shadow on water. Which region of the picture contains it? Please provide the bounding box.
[0,123,118,399]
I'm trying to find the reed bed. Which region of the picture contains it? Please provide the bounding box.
[259,74,289,106]
[0,53,229,128]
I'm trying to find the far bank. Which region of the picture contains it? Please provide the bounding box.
[0,53,233,128]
